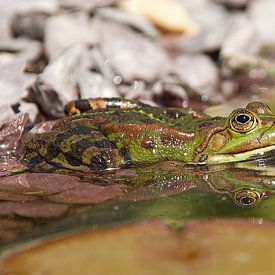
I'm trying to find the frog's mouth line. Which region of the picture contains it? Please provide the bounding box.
[206,145,275,164]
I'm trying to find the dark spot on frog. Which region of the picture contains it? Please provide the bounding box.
[141,137,156,150]
[45,142,61,160]
[70,138,97,155]
[74,99,91,112]
[139,118,154,124]
[165,111,184,119]
[90,154,107,170]
[160,135,179,146]
[64,151,84,166]
[93,140,117,149]
[55,126,92,143]
[120,147,132,166]
[26,154,44,167]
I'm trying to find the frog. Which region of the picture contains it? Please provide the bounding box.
[21,98,275,173]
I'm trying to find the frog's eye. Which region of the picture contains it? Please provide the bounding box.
[230,109,257,133]
[234,189,262,207]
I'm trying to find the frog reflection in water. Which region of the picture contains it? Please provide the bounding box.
[21,98,275,173]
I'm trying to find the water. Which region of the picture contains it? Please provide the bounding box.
[1,158,275,251]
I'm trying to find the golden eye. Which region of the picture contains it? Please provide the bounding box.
[234,189,262,207]
[230,109,257,133]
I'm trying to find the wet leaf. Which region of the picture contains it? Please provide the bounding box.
[46,183,128,204]
[0,173,82,195]
[0,191,37,202]
[0,113,30,158]
[0,201,68,218]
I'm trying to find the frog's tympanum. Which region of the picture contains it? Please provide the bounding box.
[21,98,275,172]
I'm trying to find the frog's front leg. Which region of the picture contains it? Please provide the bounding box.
[22,125,130,172]
[64,98,149,115]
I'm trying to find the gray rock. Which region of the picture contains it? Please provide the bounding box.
[91,19,171,82]
[180,1,231,53]
[0,39,40,105]
[44,13,97,60]
[58,0,118,11]
[249,0,275,44]
[172,54,222,102]
[78,71,119,99]
[39,43,88,105]
[95,7,159,38]
[221,13,262,57]
[11,12,47,41]
[212,0,249,9]
[0,0,58,40]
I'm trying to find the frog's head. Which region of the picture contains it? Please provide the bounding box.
[204,102,275,164]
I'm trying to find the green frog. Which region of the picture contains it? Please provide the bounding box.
[21,98,275,172]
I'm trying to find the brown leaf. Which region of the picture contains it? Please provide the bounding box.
[46,183,128,204]
[0,201,68,218]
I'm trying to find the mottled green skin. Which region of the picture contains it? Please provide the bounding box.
[21,99,275,172]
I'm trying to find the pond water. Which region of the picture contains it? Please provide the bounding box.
[2,158,275,252]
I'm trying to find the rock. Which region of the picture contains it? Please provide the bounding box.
[27,44,90,118]
[0,0,58,40]
[0,0,58,15]
[0,39,41,105]
[78,71,119,99]
[95,7,159,37]
[39,43,85,103]
[0,105,16,126]
[221,13,262,57]
[249,0,275,44]
[58,0,118,11]
[11,12,47,41]
[26,77,64,119]
[151,75,189,107]
[119,0,198,34]
[179,1,231,53]
[17,101,39,123]
[172,54,222,102]
[212,0,249,9]
[44,13,97,60]
[221,49,275,95]
[91,19,171,82]
[0,113,30,159]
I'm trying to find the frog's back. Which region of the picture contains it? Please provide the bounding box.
[64,106,210,132]
[22,98,216,172]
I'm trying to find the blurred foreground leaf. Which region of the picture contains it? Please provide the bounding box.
[1,219,275,275]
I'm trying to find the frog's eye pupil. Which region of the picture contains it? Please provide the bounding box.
[240,196,255,205]
[236,114,250,124]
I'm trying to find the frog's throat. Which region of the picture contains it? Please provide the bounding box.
[206,145,275,164]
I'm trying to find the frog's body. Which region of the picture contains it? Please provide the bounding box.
[21,98,275,172]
